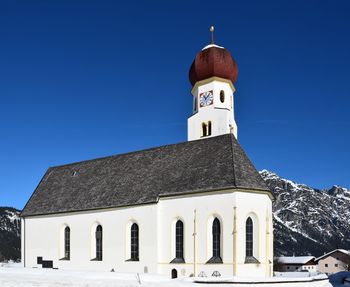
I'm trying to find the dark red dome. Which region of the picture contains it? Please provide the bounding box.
[189,45,238,86]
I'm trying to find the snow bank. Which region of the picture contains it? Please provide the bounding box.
[0,263,333,287]
[0,264,191,287]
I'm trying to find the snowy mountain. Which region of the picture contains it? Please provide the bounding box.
[260,170,350,257]
[0,207,21,261]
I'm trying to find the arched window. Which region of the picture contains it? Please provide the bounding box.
[175,220,184,260]
[194,97,198,113]
[64,226,70,260]
[202,123,207,137]
[246,217,253,257]
[202,122,212,137]
[131,223,139,261]
[96,225,102,261]
[206,217,222,264]
[220,90,225,103]
[212,218,221,259]
[171,268,178,279]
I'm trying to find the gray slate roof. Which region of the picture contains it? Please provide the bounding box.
[21,134,271,217]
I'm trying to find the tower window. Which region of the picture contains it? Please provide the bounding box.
[201,122,212,138]
[194,96,198,113]
[202,123,207,137]
[220,90,225,103]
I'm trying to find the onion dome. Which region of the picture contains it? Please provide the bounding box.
[189,43,238,87]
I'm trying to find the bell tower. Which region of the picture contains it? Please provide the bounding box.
[187,27,238,141]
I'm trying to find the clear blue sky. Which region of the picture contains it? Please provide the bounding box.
[1,0,349,209]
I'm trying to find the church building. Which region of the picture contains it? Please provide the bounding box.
[21,29,274,278]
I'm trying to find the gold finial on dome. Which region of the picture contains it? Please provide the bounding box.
[210,25,215,44]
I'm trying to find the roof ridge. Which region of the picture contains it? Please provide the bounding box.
[315,248,350,261]
[49,136,230,169]
[228,134,237,187]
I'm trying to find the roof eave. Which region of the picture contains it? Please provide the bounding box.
[158,186,274,201]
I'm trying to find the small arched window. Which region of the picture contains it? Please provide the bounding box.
[220,90,225,103]
[246,217,253,257]
[175,220,184,260]
[202,123,207,137]
[171,268,178,279]
[208,121,212,136]
[201,122,212,138]
[64,226,70,260]
[96,225,103,261]
[131,223,139,261]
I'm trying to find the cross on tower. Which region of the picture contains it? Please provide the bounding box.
[210,26,215,44]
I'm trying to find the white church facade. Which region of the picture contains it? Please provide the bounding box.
[21,31,274,279]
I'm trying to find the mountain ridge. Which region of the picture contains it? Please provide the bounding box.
[0,207,21,261]
[260,169,350,257]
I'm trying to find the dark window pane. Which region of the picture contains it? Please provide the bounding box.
[64,226,70,260]
[212,218,221,258]
[131,223,139,260]
[246,217,253,257]
[96,225,103,260]
[220,90,225,103]
[175,220,184,259]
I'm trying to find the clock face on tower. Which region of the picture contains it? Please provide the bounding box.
[199,90,213,107]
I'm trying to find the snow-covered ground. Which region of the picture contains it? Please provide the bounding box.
[0,263,190,287]
[1,262,348,287]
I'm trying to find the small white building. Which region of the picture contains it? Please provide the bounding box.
[21,32,274,279]
[277,256,317,272]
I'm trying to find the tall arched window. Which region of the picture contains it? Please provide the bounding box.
[212,218,221,259]
[211,217,222,263]
[206,217,222,263]
[175,220,184,260]
[131,223,139,261]
[96,225,102,261]
[208,121,212,136]
[64,226,70,260]
[246,217,253,257]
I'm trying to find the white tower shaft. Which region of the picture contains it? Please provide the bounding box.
[187,77,237,141]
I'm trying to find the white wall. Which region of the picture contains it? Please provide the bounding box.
[282,264,318,272]
[23,204,158,273]
[22,189,273,278]
[157,190,272,278]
